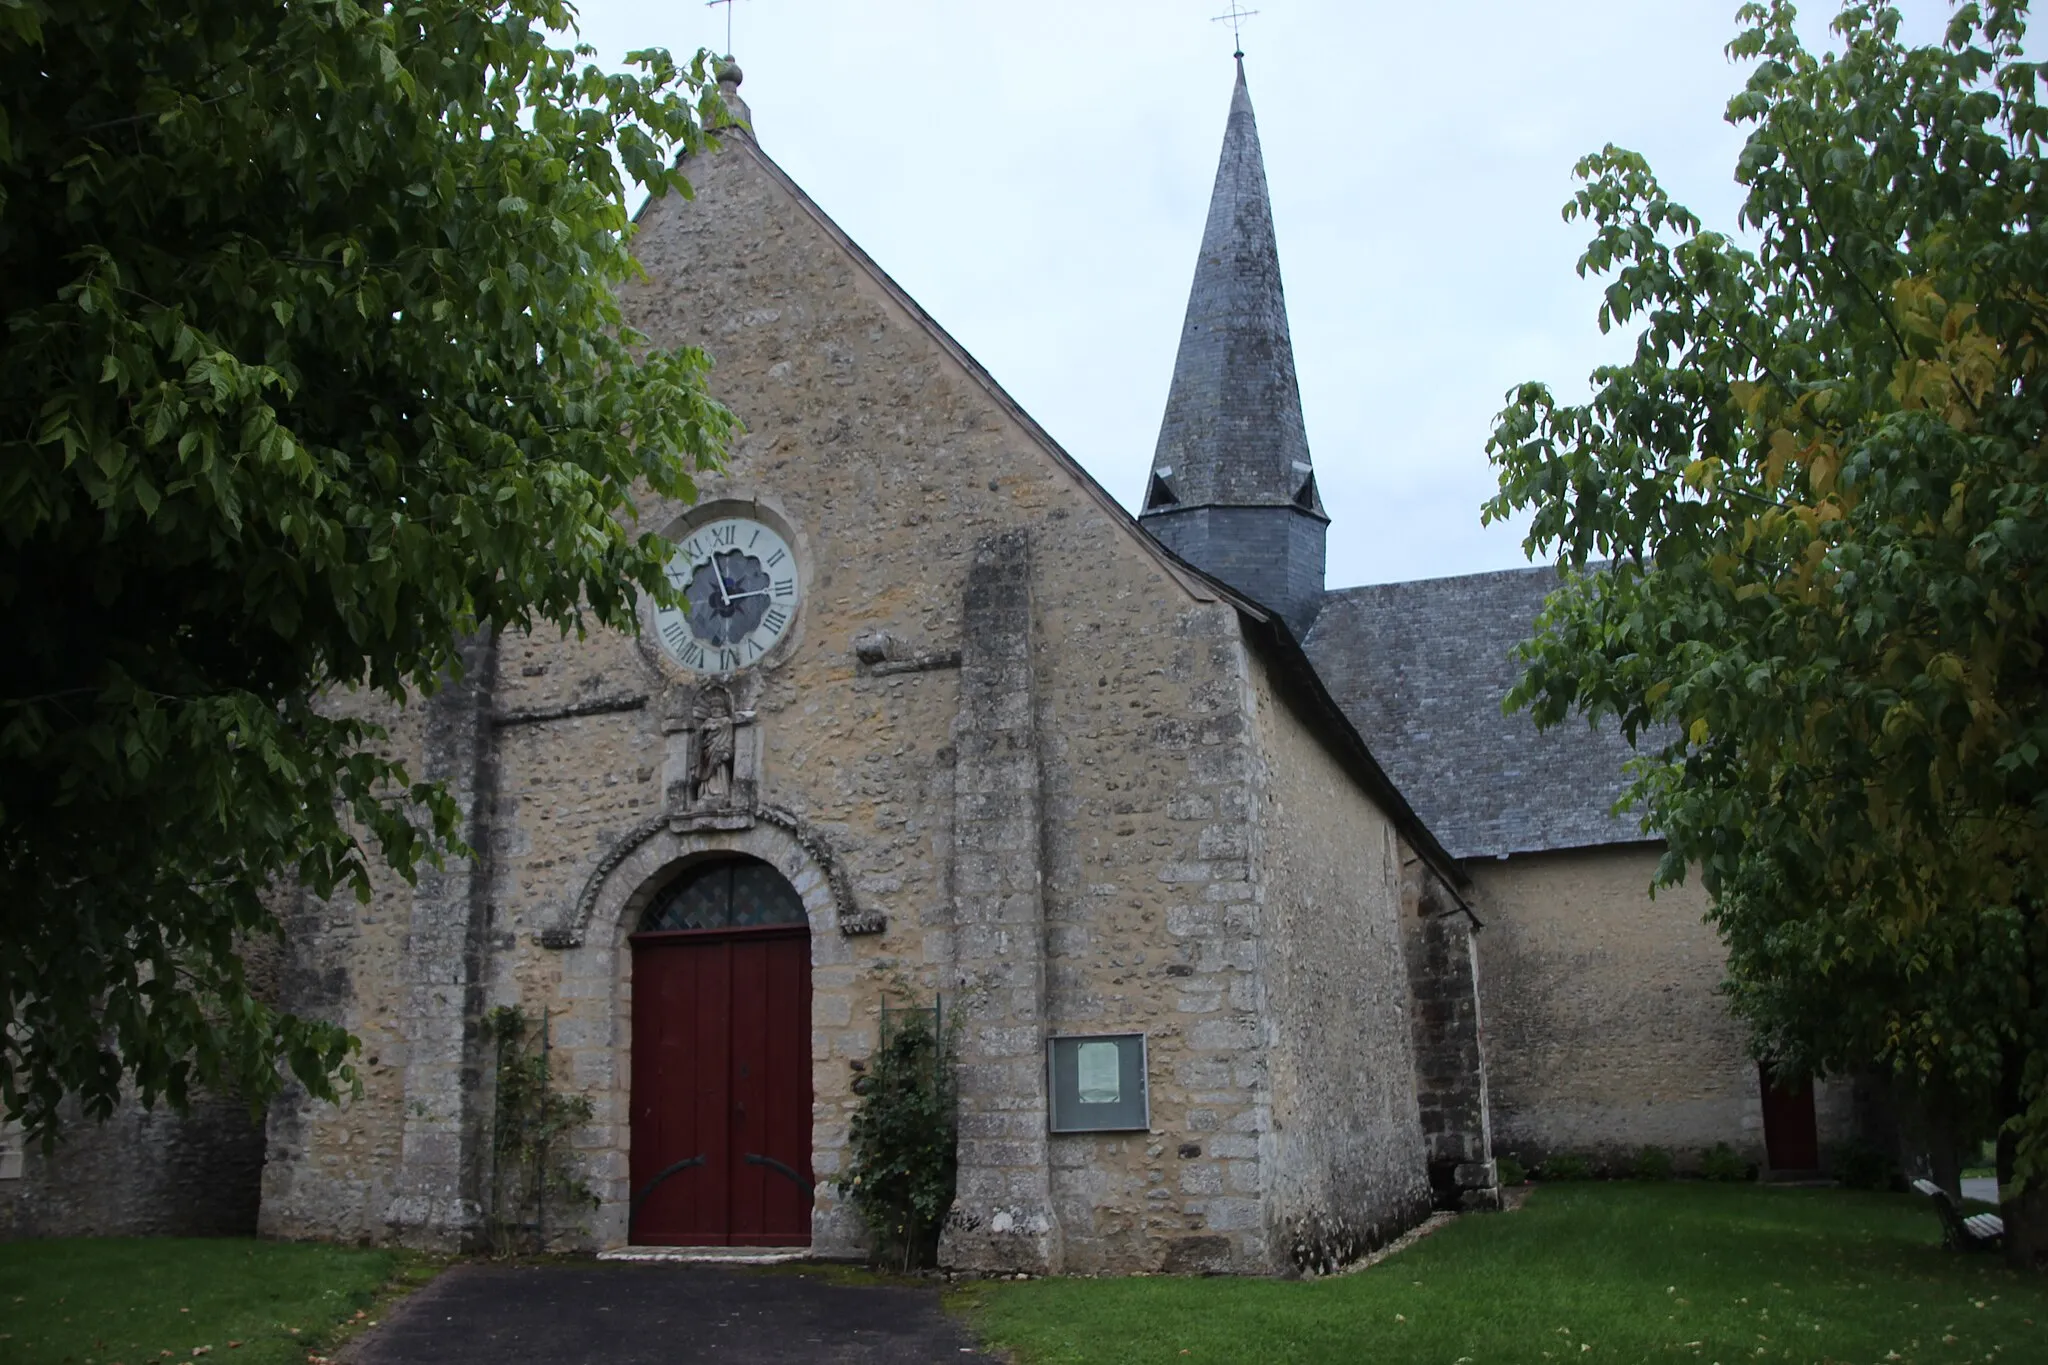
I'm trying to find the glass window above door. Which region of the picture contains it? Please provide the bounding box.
[638,855,806,933]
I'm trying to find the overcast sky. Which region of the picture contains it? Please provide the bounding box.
[567,0,1955,588]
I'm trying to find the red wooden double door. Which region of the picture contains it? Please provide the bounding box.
[1759,1061,1820,1172]
[630,925,814,1246]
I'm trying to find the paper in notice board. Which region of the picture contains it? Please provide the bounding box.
[1077,1041,1120,1105]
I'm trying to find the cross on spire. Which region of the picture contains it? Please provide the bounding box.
[706,0,741,58]
[1211,1,1258,58]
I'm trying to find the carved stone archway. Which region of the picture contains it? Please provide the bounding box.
[534,811,875,1255]
[543,805,882,951]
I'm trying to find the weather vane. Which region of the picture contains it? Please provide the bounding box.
[1211,1,1258,57]
[706,0,742,58]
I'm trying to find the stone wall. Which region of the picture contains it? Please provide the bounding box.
[0,1094,263,1239]
[1470,845,1761,1167]
[1037,600,1275,1276]
[1242,646,1432,1273]
[259,683,472,1244]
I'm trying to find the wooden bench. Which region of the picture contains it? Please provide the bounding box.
[1912,1178,2005,1251]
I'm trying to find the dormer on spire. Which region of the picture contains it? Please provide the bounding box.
[1140,60,1327,638]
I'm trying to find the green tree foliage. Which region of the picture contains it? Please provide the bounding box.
[1486,1,2048,1267]
[0,0,736,1140]
[838,998,958,1271]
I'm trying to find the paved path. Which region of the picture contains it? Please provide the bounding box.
[348,1262,998,1364]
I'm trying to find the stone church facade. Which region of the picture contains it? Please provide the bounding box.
[1,59,1856,1264]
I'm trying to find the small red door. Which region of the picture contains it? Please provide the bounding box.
[1758,1062,1820,1172]
[630,926,812,1246]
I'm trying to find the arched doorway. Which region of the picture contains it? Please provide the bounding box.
[629,854,814,1246]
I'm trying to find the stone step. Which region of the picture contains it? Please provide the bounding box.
[597,1246,812,1265]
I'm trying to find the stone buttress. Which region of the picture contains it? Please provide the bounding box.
[938,530,1062,1272]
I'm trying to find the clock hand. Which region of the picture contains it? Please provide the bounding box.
[704,554,731,606]
[720,588,774,602]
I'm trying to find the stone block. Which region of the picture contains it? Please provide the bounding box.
[1197,826,1248,861]
[959,1139,1047,1169]
[1189,1018,1256,1051]
[1200,1197,1262,1232]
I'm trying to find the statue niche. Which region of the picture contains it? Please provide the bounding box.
[665,685,760,826]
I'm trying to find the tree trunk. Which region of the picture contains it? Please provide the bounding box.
[1926,1108,1963,1200]
[1893,1078,1966,1197]
[1998,1125,2048,1271]
[1996,1028,2046,1272]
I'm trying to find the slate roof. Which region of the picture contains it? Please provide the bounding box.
[1144,60,1321,516]
[1302,564,1656,859]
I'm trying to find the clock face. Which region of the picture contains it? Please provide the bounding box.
[651,516,800,674]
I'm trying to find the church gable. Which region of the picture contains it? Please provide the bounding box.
[623,118,1213,623]
[584,94,1451,1271]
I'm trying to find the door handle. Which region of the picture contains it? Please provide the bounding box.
[744,1152,815,1197]
[627,1153,707,1233]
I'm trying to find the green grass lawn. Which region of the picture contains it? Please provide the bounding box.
[960,1184,2048,1364]
[0,1238,426,1365]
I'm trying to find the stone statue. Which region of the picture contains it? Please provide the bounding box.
[689,686,755,809]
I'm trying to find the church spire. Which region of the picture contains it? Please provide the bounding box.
[1141,59,1328,637]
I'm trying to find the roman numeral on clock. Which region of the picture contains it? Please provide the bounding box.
[710,524,736,546]
[661,620,690,655]
[718,648,741,671]
[762,606,789,635]
[773,577,795,599]
[764,548,786,568]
